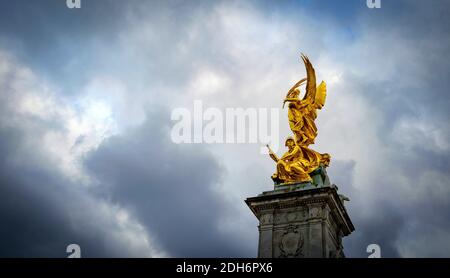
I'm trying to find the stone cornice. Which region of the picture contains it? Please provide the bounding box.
[245,186,355,235]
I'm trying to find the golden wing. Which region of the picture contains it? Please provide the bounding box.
[315,81,327,109]
[301,53,316,102]
[301,54,327,110]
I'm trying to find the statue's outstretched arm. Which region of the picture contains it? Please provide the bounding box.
[266,145,279,163]
[284,98,301,103]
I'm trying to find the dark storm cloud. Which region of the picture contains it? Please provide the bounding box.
[0,0,125,57]
[0,0,218,93]
[0,0,132,91]
[0,126,123,257]
[84,108,251,257]
[358,0,450,122]
[0,50,162,257]
[327,160,405,257]
[343,203,405,258]
[0,0,449,258]
[339,0,450,257]
[0,0,140,94]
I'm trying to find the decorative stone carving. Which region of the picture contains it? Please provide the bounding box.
[278,225,304,258]
[246,185,354,258]
[260,213,273,225]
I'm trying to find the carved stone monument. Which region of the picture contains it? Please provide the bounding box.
[245,168,354,258]
[247,54,354,258]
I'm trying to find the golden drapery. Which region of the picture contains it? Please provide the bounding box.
[269,54,330,184]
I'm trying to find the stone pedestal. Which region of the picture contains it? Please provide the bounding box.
[245,169,354,258]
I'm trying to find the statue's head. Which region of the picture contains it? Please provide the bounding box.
[285,137,295,148]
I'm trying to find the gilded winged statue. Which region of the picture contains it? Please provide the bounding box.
[268,54,330,184]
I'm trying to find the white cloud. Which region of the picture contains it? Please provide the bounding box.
[392,115,450,153]
[0,50,165,257]
[2,0,449,257]
[188,68,231,97]
[397,226,450,258]
[105,1,450,257]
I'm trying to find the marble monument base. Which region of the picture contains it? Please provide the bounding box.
[245,173,354,258]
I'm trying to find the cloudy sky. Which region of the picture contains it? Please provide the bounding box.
[0,0,449,258]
